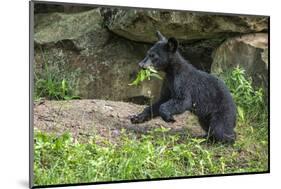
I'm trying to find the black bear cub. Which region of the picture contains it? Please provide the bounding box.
[130,31,237,143]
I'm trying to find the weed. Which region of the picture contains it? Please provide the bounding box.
[223,66,266,123]
[34,49,80,100]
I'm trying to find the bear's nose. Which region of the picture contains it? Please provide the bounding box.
[138,57,151,68]
[139,61,145,68]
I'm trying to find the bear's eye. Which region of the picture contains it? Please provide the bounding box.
[149,53,155,59]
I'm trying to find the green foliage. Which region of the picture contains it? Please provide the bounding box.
[223,66,266,122]
[129,67,162,86]
[35,76,80,100]
[34,50,80,100]
[34,121,268,186]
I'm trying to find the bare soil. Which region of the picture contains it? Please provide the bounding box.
[33,99,204,142]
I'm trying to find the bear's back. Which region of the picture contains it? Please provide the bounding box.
[188,69,236,117]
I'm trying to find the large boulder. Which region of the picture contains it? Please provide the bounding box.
[34,9,106,48]
[104,9,268,43]
[211,33,268,94]
[34,37,163,103]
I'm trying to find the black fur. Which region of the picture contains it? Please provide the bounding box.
[130,31,237,143]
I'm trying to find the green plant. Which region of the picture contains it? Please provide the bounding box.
[128,67,162,86]
[223,66,265,121]
[35,75,79,100]
[34,50,80,100]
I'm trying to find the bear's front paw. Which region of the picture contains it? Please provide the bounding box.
[129,114,147,124]
[161,114,176,123]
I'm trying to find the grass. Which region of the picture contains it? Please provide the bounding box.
[34,123,268,185]
[34,48,80,100]
[33,67,268,186]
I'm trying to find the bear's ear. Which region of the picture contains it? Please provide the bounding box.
[156,31,166,41]
[167,37,178,53]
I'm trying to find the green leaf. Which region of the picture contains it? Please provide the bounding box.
[237,106,245,122]
[128,67,162,86]
[150,73,163,80]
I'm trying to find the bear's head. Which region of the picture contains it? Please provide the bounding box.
[138,31,178,71]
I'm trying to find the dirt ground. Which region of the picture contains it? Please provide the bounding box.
[33,99,204,142]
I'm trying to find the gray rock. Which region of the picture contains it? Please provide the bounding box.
[105,9,268,43]
[34,9,104,46]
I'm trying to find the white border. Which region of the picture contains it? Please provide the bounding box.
[1,0,279,189]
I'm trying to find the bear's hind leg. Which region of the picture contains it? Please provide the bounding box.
[208,114,236,143]
[197,117,210,138]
